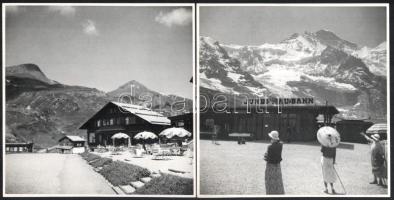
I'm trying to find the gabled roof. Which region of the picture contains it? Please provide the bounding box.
[112,102,171,125]
[59,135,86,142]
[80,101,171,129]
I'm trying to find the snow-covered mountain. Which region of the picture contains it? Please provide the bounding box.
[200,30,387,120]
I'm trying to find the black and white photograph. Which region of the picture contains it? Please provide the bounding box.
[198,4,389,196]
[3,4,194,196]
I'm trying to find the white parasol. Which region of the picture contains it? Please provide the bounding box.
[111,132,131,147]
[159,127,192,139]
[366,123,387,135]
[317,126,340,147]
[134,131,158,140]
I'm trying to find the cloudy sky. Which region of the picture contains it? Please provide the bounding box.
[6,5,193,98]
[200,6,387,47]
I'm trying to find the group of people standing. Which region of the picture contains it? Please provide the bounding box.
[263,130,388,195]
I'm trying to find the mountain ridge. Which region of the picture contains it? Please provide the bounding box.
[5,63,192,148]
[199,30,387,121]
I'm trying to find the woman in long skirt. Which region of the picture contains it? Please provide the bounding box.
[360,132,387,187]
[264,130,285,194]
[321,146,337,194]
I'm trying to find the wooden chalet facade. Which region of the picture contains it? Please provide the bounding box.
[200,104,339,141]
[57,135,86,154]
[168,113,193,137]
[80,102,171,147]
[5,142,34,153]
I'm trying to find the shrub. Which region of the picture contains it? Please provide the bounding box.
[99,161,151,186]
[91,157,113,168]
[135,174,193,195]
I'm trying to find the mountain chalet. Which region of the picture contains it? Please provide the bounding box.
[80,101,171,147]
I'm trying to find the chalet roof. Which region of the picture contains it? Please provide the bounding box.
[79,102,171,129]
[59,135,86,142]
[111,102,171,125]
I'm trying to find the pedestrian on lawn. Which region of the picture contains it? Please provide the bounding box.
[264,130,285,194]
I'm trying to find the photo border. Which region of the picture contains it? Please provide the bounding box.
[196,3,390,198]
[2,2,196,198]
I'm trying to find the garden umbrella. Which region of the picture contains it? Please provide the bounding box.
[159,127,192,139]
[366,123,387,135]
[111,132,131,147]
[134,131,158,140]
[317,126,340,148]
[134,131,158,148]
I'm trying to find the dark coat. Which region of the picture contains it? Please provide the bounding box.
[264,141,283,164]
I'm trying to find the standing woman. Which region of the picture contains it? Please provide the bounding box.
[264,130,285,194]
[360,132,387,187]
[321,145,337,194]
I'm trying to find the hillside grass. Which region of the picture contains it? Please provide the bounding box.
[99,161,151,186]
[135,173,193,195]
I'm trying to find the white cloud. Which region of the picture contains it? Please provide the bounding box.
[82,19,99,36]
[155,8,192,27]
[48,6,76,17]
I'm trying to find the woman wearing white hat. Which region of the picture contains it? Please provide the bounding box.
[360,132,387,187]
[264,130,284,194]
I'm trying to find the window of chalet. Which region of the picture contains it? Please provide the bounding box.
[177,120,185,127]
[110,118,114,125]
[97,119,101,127]
[116,117,122,125]
[89,134,95,143]
[130,116,136,124]
[125,116,136,125]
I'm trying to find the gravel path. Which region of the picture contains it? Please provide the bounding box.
[5,153,115,195]
[199,140,388,195]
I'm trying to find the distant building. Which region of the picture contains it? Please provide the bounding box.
[200,104,339,141]
[80,101,171,147]
[57,135,86,154]
[5,142,34,153]
[169,113,193,137]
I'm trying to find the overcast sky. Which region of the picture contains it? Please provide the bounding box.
[200,6,387,47]
[6,6,193,99]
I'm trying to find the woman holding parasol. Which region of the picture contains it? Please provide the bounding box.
[317,126,341,194]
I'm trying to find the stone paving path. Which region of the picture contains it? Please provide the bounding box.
[5,153,115,195]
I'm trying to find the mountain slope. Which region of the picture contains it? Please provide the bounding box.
[107,80,193,117]
[6,64,192,148]
[200,31,387,120]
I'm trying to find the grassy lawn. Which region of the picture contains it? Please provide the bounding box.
[99,161,151,186]
[200,140,388,195]
[135,173,193,195]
